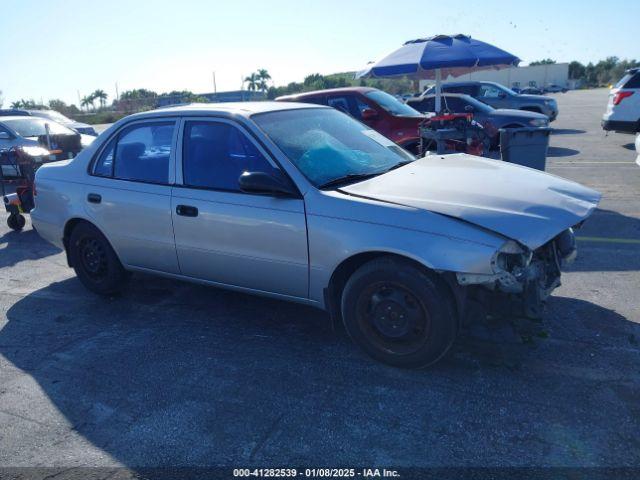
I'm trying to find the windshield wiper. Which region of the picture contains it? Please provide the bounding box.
[384,160,413,172]
[318,172,381,190]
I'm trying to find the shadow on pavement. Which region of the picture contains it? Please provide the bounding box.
[622,143,635,151]
[2,276,639,467]
[551,129,586,135]
[547,146,580,157]
[0,228,61,269]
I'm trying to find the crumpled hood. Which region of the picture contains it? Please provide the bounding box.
[340,154,601,249]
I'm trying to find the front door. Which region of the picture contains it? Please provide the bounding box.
[478,84,509,109]
[85,119,180,274]
[171,118,308,298]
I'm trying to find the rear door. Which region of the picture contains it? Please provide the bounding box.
[171,118,308,298]
[85,119,180,274]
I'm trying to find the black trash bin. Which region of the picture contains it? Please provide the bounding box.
[499,127,552,171]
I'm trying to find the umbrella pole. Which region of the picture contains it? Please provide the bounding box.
[435,68,442,113]
[434,68,446,154]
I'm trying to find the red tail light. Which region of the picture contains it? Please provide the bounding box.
[613,91,634,105]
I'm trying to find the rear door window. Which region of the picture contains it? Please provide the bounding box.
[92,121,175,184]
[443,85,475,95]
[622,72,640,89]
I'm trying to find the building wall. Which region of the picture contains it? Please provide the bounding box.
[419,63,569,91]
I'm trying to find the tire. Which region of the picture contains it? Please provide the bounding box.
[7,214,25,231]
[341,257,457,369]
[68,222,129,295]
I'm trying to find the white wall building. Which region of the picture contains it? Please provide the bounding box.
[419,63,569,91]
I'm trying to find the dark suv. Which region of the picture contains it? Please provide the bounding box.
[276,87,426,154]
[423,81,558,121]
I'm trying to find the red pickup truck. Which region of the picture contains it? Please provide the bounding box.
[276,87,426,155]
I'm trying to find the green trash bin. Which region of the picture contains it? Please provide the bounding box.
[499,127,552,171]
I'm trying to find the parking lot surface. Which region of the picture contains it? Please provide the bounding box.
[0,89,639,474]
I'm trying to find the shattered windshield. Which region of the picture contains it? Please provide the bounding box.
[253,108,414,187]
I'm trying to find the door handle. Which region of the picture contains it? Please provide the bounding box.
[87,193,101,204]
[176,204,198,217]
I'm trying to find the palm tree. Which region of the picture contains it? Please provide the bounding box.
[93,89,108,109]
[257,69,271,93]
[10,100,24,109]
[244,73,259,92]
[81,96,92,112]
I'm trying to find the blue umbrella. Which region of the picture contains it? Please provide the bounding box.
[357,34,520,112]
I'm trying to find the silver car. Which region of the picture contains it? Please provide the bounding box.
[32,102,600,368]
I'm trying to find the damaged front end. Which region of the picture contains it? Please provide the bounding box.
[457,228,578,319]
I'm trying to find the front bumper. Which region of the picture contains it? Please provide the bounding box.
[457,229,576,319]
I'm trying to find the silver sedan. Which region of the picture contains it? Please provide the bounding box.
[31,102,600,368]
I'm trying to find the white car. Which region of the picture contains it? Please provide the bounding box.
[602,68,640,134]
[32,102,600,368]
[635,133,640,166]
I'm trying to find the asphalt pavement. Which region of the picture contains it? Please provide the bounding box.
[0,89,638,478]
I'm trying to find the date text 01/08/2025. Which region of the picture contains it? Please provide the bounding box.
[233,468,401,478]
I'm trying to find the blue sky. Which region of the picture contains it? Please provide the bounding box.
[1,0,638,106]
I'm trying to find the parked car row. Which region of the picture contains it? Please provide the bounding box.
[0,116,94,177]
[406,93,549,147]
[31,101,600,368]
[421,81,558,121]
[0,109,98,136]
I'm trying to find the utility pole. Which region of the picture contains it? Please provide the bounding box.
[115,82,119,101]
[77,90,82,110]
[212,71,217,95]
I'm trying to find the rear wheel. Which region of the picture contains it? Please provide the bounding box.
[7,214,25,231]
[341,257,457,368]
[68,222,129,295]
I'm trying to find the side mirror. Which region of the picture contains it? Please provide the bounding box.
[464,105,474,112]
[0,132,12,140]
[239,171,297,197]
[361,108,379,121]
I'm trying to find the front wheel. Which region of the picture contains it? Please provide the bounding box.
[7,214,26,231]
[341,257,457,368]
[68,222,129,295]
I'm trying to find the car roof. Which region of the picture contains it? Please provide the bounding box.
[0,109,31,116]
[125,101,327,121]
[0,115,41,121]
[276,87,377,101]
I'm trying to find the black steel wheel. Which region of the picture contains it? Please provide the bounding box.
[341,257,457,368]
[68,222,129,295]
[7,214,26,231]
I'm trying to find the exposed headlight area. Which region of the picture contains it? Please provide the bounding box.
[456,231,577,319]
[20,145,50,159]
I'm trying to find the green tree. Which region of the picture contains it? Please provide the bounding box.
[257,69,271,92]
[529,59,556,66]
[48,99,67,111]
[93,89,108,109]
[568,61,585,80]
[244,73,259,91]
[81,96,92,112]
